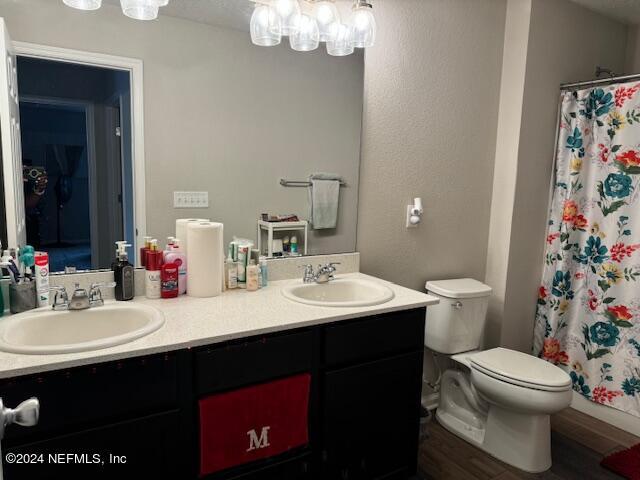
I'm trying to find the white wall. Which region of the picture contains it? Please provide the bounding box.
[0,0,364,255]
[357,0,507,291]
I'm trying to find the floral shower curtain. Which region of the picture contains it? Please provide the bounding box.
[534,81,640,417]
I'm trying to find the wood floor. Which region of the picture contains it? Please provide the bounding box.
[418,408,640,479]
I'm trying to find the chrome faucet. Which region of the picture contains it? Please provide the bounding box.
[300,263,341,284]
[49,282,116,311]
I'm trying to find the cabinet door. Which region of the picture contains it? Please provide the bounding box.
[321,351,423,480]
[3,410,183,480]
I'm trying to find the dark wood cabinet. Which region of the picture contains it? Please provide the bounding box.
[321,351,424,480]
[0,308,426,480]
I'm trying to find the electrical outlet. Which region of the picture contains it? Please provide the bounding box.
[173,191,209,209]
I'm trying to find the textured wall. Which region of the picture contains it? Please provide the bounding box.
[0,0,364,255]
[357,0,507,291]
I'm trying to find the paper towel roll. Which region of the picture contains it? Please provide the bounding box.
[176,218,210,254]
[187,221,224,298]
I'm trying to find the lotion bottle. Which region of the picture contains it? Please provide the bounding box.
[113,241,135,301]
[140,236,152,268]
[225,252,238,289]
[145,239,162,299]
[246,259,259,292]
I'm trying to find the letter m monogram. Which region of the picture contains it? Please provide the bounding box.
[246,426,271,452]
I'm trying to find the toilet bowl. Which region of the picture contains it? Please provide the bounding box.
[424,279,572,473]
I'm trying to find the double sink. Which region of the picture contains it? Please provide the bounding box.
[0,278,394,355]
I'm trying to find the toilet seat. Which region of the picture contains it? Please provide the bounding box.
[469,347,572,392]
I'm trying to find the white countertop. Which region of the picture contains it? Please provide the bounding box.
[0,273,438,379]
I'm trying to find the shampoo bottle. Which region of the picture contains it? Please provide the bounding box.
[246,259,259,292]
[145,239,162,299]
[140,236,152,268]
[113,241,135,301]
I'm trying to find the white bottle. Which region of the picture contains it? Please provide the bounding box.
[225,253,238,290]
[246,260,259,292]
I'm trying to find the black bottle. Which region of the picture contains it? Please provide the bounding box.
[113,241,135,301]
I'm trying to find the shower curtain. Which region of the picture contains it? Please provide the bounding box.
[534,81,640,417]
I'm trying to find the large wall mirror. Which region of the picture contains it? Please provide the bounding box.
[0,0,364,273]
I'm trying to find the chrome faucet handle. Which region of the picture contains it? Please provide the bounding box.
[299,264,316,283]
[89,282,116,307]
[49,286,69,311]
[0,397,40,441]
[315,263,340,284]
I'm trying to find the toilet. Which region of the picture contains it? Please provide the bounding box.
[424,278,572,473]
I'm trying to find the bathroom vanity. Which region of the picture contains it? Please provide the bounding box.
[0,274,438,480]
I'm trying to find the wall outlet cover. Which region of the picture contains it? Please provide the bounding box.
[174,191,209,209]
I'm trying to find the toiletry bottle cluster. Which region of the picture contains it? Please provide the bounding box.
[0,244,49,315]
[225,239,268,292]
[139,236,187,300]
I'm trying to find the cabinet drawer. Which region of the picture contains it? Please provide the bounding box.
[0,353,179,442]
[3,410,183,480]
[324,309,425,367]
[195,330,314,394]
[223,454,313,480]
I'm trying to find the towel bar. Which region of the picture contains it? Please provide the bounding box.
[280,179,347,187]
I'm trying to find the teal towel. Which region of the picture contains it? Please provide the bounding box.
[309,174,341,230]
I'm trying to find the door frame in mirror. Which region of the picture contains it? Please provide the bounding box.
[12,41,146,267]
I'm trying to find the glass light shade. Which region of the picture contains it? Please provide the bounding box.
[326,23,354,56]
[120,0,159,20]
[290,14,319,52]
[350,5,376,48]
[313,1,340,42]
[271,0,301,36]
[251,4,281,47]
[63,0,102,10]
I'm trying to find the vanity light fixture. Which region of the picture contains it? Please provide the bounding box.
[62,0,170,20]
[63,0,102,10]
[290,14,320,51]
[313,0,340,42]
[250,0,376,56]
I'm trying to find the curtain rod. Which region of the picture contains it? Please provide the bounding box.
[561,73,640,91]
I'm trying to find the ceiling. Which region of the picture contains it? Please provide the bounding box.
[102,0,255,31]
[569,0,640,25]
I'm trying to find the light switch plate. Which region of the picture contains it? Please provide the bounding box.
[173,191,209,209]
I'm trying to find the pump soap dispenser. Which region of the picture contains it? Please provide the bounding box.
[113,241,135,301]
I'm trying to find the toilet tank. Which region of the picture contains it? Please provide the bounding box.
[424,278,492,354]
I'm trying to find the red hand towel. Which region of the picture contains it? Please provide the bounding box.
[199,373,311,477]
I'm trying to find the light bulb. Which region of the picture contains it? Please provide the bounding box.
[63,0,102,10]
[326,23,354,56]
[313,1,340,42]
[251,4,281,47]
[350,4,376,48]
[271,0,301,36]
[120,0,159,20]
[290,14,319,52]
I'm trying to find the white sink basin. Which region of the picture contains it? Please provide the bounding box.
[0,303,164,355]
[282,278,395,307]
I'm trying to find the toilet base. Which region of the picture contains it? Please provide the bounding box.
[436,370,552,473]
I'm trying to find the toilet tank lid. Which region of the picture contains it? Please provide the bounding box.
[425,278,492,299]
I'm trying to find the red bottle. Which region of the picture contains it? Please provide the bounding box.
[161,262,179,298]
